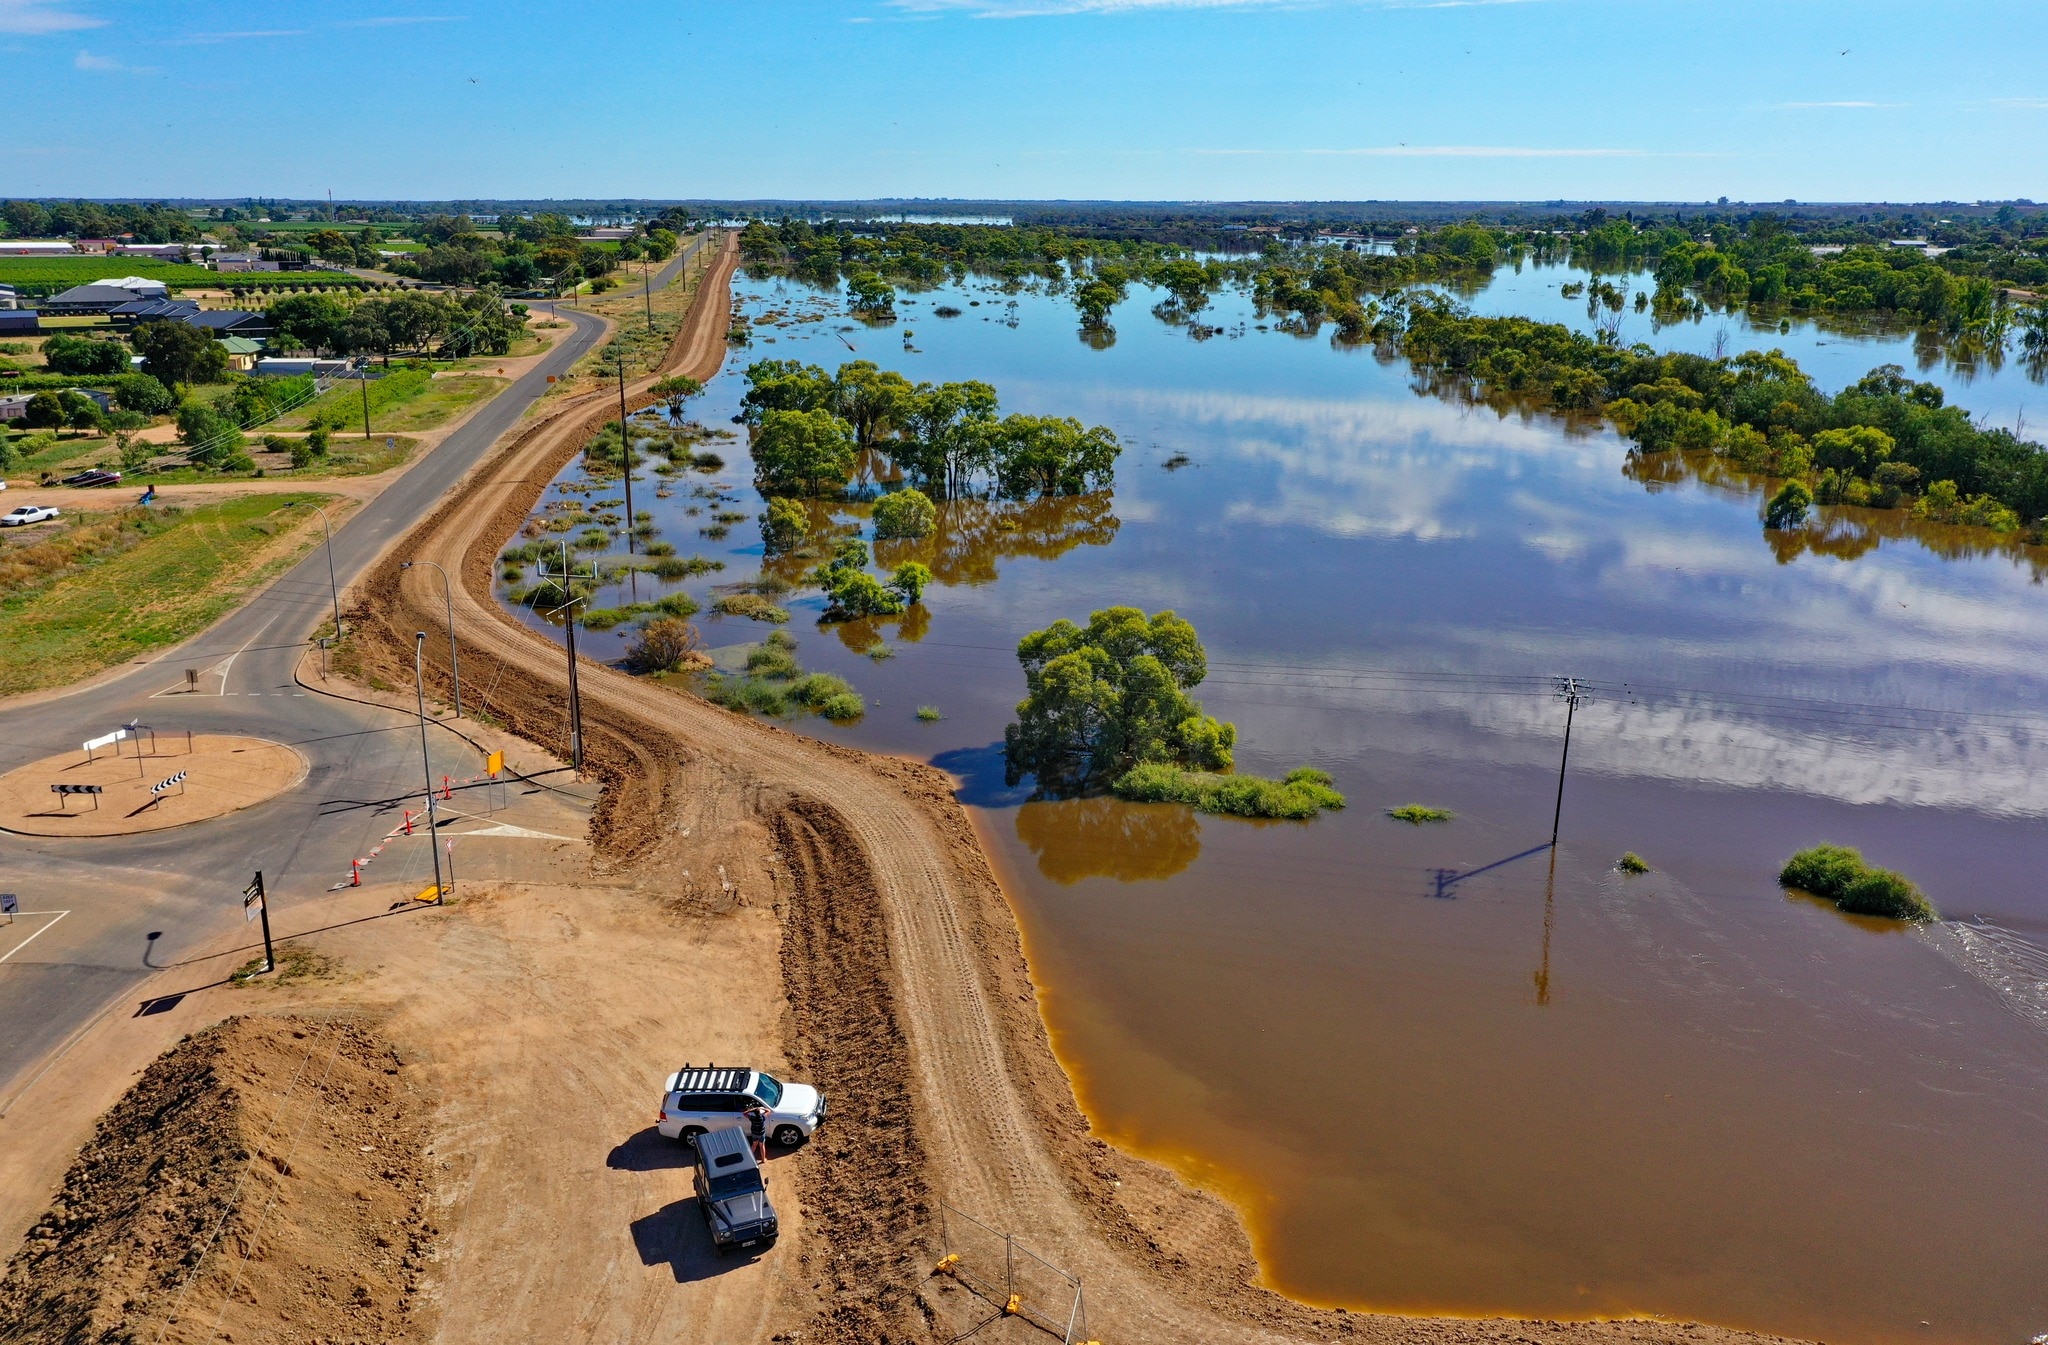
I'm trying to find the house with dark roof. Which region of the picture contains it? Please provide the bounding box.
[41,283,151,317]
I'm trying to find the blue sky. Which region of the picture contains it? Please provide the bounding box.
[3,0,2043,202]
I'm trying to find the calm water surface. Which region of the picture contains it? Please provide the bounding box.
[506,266,2048,1345]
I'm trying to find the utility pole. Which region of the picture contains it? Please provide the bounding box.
[537,541,594,771]
[615,354,636,555]
[642,257,654,330]
[413,633,447,904]
[1550,676,1583,850]
[358,365,372,439]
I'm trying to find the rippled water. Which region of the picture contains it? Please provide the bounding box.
[505,263,2048,1345]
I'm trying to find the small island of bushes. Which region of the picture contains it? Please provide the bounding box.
[1002,605,1343,821]
[1779,844,1937,922]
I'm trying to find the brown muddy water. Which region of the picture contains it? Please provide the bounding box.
[508,265,2048,1345]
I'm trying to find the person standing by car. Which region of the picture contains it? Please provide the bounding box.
[744,1102,770,1164]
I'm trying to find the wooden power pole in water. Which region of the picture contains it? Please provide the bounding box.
[1550,676,1583,850]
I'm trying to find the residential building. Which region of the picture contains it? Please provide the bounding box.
[0,392,34,422]
[188,310,269,338]
[0,311,38,336]
[41,284,146,317]
[66,387,113,412]
[212,253,281,273]
[218,335,263,372]
[254,356,354,377]
[0,284,18,310]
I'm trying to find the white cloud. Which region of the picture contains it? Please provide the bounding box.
[0,0,100,34]
[72,46,118,68]
[1778,100,1905,109]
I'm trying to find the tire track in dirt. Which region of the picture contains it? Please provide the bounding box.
[328,232,1813,1345]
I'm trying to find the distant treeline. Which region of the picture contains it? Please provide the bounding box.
[1380,296,2048,534]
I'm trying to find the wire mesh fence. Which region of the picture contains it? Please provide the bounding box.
[934,1202,1091,1344]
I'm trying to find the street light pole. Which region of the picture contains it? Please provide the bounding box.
[401,559,461,718]
[414,632,447,904]
[293,501,343,639]
[615,354,636,555]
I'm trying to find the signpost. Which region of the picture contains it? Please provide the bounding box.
[243,872,274,975]
[48,783,104,811]
[1,893,17,925]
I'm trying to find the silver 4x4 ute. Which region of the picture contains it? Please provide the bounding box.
[657,1063,826,1149]
[694,1126,778,1254]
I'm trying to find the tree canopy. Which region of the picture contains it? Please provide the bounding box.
[1003,606,1236,796]
[752,407,857,497]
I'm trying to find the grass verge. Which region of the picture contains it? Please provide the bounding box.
[0,491,339,696]
[269,370,508,434]
[1113,764,1345,820]
[1779,844,1936,922]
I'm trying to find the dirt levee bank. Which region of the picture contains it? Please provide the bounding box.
[0,1014,431,1345]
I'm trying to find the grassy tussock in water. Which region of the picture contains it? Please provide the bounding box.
[703,631,865,721]
[1616,851,1651,874]
[1779,844,1936,922]
[1112,764,1344,820]
[1388,804,1453,823]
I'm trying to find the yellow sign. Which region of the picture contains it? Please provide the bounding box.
[414,884,450,903]
[485,750,503,777]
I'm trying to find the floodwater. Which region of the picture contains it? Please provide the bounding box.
[505,263,2048,1345]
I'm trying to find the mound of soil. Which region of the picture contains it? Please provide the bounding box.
[0,1015,431,1345]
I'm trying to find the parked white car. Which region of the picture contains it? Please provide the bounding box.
[1,505,58,527]
[657,1063,826,1149]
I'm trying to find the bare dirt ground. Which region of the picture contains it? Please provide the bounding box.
[2,234,1815,1345]
[0,733,306,836]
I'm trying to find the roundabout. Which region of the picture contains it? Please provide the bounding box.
[0,734,307,838]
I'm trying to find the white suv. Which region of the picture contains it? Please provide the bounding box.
[657,1063,826,1149]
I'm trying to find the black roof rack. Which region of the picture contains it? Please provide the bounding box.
[671,1062,753,1095]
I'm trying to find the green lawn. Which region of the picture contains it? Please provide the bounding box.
[268,370,507,434]
[0,492,339,696]
[0,255,361,296]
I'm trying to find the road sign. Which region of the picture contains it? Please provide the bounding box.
[244,872,274,973]
[150,771,188,796]
[1,894,16,916]
[485,750,503,776]
[49,784,103,795]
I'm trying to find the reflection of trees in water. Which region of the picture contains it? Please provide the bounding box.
[1014,797,1201,885]
[1623,448,2048,576]
[874,492,1120,588]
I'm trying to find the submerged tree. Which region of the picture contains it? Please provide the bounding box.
[1004,606,1236,796]
[759,496,810,553]
[871,487,937,539]
[752,407,856,497]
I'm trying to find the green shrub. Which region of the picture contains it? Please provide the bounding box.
[916,705,942,721]
[1779,844,1936,921]
[713,593,791,622]
[1616,852,1651,874]
[790,672,854,707]
[652,591,700,618]
[872,487,937,539]
[819,692,865,721]
[1388,804,1452,823]
[580,607,628,631]
[1112,762,1345,820]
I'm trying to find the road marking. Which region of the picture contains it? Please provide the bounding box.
[0,910,71,964]
[450,822,575,841]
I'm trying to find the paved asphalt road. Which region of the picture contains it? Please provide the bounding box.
[0,234,710,1108]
